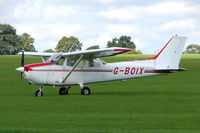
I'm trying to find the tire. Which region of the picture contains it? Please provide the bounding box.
[59,87,68,95]
[35,90,43,97]
[81,87,91,95]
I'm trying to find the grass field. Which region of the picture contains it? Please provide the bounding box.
[0,54,200,133]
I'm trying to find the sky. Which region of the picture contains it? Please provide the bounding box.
[0,0,200,54]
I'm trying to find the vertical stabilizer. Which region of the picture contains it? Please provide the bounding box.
[154,35,187,70]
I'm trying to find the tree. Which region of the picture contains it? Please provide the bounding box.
[0,24,20,55]
[44,48,55,53]
[20,33,36,52]
[0,24,16,35]
[107,36,136,49]
[0,24,36,55]
[86,45,99,50]
[55,36,82,52]
[184,44,200,54]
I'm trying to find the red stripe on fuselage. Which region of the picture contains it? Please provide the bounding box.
[29,69,113,72]
[24,62,112,72]
[24,62,54,71]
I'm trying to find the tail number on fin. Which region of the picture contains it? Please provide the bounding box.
[114,67,144,75]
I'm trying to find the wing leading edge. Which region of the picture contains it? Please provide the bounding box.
[18,52,54,57]
[61,47,133,58]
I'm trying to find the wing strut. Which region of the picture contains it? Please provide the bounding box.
[41,57,46,63]
[60,55,83,83]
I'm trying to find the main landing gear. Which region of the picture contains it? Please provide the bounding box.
[58,85,91,95]
[81,87,91,95]
[58,86,91,95]
[79,83,91,95]
[59,86,70,95]
[35,84,91,97]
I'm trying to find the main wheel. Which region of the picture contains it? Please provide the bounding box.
[81,87,91,95]
[59,87,68,95]
[35,90,43,97]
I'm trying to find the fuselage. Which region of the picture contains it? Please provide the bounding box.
[23,58,173,86]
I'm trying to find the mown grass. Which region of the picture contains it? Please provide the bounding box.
[0,54,199,133]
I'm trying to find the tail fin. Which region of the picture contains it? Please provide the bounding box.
[154,35,187,70]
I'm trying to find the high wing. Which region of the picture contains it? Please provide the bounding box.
[61,47,132,58]
[18,47,133,58]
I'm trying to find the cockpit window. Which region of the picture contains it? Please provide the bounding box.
[46,54,62,64]
[57,57,65,66]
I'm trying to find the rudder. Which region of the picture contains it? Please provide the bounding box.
[154,35,187,70]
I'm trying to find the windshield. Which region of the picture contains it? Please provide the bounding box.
[46,54,62,64]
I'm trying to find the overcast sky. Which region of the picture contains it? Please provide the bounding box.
[0,0,200,54]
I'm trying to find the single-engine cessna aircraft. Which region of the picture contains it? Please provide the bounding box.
[16,35,187,96]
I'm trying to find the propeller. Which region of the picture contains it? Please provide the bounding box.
[21,50,24,80]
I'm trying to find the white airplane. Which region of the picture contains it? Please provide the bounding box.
[16,35,187,97]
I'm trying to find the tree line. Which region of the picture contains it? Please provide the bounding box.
[0,24,141,55]
[0,24,36,55]
[184,44,200,54]
[1,24,199,55]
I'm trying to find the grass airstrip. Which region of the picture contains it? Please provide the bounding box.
[0,54,200,133]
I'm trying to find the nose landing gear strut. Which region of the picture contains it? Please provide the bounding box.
[35,85,43,97]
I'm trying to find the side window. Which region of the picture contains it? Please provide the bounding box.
[83,59,100,67]
[89,60,94,67]
[76,60,89,67]
[67,58,76,66]
[57,57,65,66]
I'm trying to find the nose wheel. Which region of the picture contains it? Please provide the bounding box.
[35,85,43,97]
